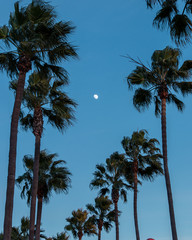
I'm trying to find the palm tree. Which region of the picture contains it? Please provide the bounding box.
[0,217,46,240]
[12,71,76,240]
[127,46,192,240]
[86,195,115,240]
[146,0,192,45]
[16,150,72,240]
[121,130,163,240]
[65,209,97,240]
[52,232,69,240]
[90,152,132,240]
[0,2,77,239]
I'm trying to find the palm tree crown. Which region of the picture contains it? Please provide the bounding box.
[0,0,77,78]
[128,46,192,115]
[16,150,72,204]
[86,196,115,240]
[146,0,192,45]
[122,130,163,181]
[16,71,77,133]
[90,152,131,201]
[65,209,97,240]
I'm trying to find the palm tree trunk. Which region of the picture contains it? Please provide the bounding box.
[98,220,103,240]
[29,135,41,240]
[114,202,119,240]
[133,160,140,240]
[98,228,101,240]
[161,98,178,240]
[3,71,26,240]
[35,196,43,240]
[78,231,83,240]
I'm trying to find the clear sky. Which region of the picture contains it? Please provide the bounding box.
[0,0,192,240]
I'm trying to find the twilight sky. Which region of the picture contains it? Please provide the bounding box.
[0,0,192,240]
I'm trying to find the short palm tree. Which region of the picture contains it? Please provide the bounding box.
[13,71,76,240]
[86,196,115,240]
[146,0,192,45]
[0,217,46,240]
[65,209,97,240]
[90,152,132,240]
[122,130,163,240]
[16,150,72,240]
[127,46,192,240]
[51,232,69,240]
[0,2,77,239]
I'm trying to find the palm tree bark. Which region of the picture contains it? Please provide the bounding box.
[35,196,43,240]
[98,219,103,240]
[161,97,178,240]
[133,160,140,240]
[78,231,83,240]
[114,202,119,240]
[3,71,26,240]
[29,135,41,240]
[98,228,101,240]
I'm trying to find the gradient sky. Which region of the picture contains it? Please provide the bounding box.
[0,0,192,240]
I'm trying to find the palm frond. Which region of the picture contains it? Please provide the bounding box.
[167,93,184,111]
[170,14,192,45]
[133,88,152,111]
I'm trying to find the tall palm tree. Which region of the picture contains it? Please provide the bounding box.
[90,152,132,240]
[121,130,163,240]
[16,150,72,240]
[65,209,97,240]
[127,46,192,240]
[0,2,77,239]
[146,0,192,45]
[12,71,76,240]
[86,196,115,240]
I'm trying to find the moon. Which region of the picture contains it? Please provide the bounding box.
[93,94,99,100]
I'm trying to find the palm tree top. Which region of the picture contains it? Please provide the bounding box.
[16,150,72,204]
[10,71,77,132]
[146,0,192,45]
[122,130,163,181]
[90,152,132,202]
[0,0,77,78]
[65,209,97,238]
[86,195,115,232]
[127,46,192,116]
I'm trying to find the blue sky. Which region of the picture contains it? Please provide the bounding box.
[0,0,192,240]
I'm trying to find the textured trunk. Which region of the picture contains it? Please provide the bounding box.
[98,228,101,240]
[133,160,140,240]
[29,135,41,240]
[29,107,43,240]
[98,219,103,240]
[161,98,178,240]
[114,201,119,240]
[78,231,83,240]
[35,196,43,240]
[3,71,26,240]
[112,188,119,240]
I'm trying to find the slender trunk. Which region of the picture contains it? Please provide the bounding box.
[98,228,101,240]
[161,98,178,240]
[3,71,26,240]
[29,135,41,240]
[98,219,103,240]
[133,160,140,240]
[78,231,83,240]
[114,202,119,240]
[35,196,43,240]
